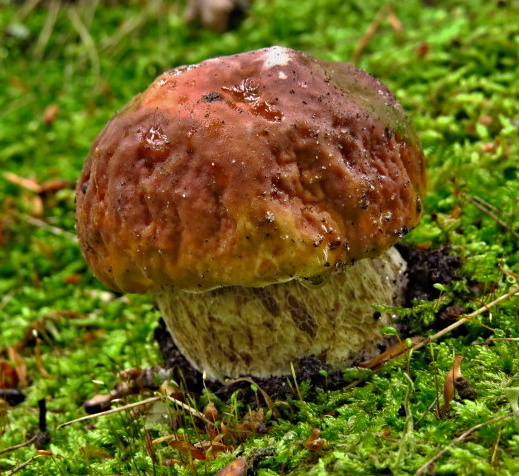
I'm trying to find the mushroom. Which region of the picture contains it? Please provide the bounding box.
[76,46,426,381]
[183,0,252,32]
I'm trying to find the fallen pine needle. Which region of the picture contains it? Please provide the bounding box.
[5,455,42,476]
[415,411,519,474]
[351,4,392,64]
[57,394,215,429]
[345,285,519,390]
[359,336,423,370]
[465,194,519,241]
[57,396,161,429]
[166,394,216,426]
[20,215,78,242]
[0,436,37,456]
[410,285,519,354]
[483,337,519,343]
[225,376,278,417]
[414,396,439,428]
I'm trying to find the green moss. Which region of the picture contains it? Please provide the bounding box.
[1,0,519,474]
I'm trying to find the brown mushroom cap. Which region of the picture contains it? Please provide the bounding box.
[76,46,425,293]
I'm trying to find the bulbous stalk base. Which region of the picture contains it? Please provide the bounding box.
[157,247,407,381]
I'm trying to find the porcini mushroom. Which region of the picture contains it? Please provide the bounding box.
[184,0,252,32]
[76,47,426,381]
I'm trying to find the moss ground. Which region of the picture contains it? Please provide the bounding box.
[1,0,519,474]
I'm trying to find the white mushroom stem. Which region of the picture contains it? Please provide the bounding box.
[157,246,407,381]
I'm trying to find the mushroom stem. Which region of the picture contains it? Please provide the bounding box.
[157,246,407,381]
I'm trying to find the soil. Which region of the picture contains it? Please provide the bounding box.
[154,246,461,403]
[397,245,460,304]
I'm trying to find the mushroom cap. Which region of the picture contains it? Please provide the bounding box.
[76,46,426,293]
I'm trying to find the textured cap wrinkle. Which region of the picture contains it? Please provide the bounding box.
[76,47,426,293]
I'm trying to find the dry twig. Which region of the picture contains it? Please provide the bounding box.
[359,336,423,370]
[33,0,61,58]
[68,6,100,80]
[225,377,278,416]
[19,215,78,242]
[352,4,393,64]
[57,396,161,429]
[58,393,215,429]
[410,285,519,354]
[415,411,519,474]
[345,285,519,390]
[464,194,519,241]
[0,436,37,456]
[5,455,42,476]
[166,394,216,427]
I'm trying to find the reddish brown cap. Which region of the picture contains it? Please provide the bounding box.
[76,46,426,293]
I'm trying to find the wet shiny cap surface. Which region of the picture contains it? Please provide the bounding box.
[76,46,426,293]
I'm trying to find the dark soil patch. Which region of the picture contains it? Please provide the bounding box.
[154,247,461,403]
[397,245,461,303]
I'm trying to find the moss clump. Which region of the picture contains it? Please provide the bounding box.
[1,1,519,475]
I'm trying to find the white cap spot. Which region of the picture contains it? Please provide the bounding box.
[262,46,292,69]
